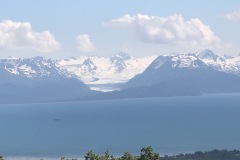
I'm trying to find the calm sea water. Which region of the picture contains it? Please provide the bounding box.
[1,94,240,159]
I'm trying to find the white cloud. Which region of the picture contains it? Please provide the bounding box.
[76,34,96,52]
[223,10,240,22]
[106,14,221,47]
[0,20,60,52]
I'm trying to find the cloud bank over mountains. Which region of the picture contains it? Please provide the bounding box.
[106,14,221,47]
[0,20,60,52]
[76,34,96,52]
[0,11,238,57]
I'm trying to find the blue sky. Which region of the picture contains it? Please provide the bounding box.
[0,0,240,58]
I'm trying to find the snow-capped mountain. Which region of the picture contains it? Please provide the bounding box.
[2,49,240,95]
[0,53,157,92]
[58,52,157,91]
[0,56,70,79]
[152,53,206,70]
[0,57,91,103]
[124,53,207,88]
[124,53,240,95]
[197,49,240,75]
[2,50,240,103]
[198,49,224,62]
[110,52,132,72]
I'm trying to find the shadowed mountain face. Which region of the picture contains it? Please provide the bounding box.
[2,51,240,103]
[85,53,240,100]
[124,54,240,95]
[0,57,91,103]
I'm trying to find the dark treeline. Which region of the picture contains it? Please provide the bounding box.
[162,149,240,160]
[62,147,240,160]
[85,146,159,160]
[1,147,240,160]
[65,147,240,160]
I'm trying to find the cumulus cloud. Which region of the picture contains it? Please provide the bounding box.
[0,20,60,52]
[105,14,221,47]
[76,34,96,52]
[223,10,240,22]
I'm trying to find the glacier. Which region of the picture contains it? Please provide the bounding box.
[2,50,240,93]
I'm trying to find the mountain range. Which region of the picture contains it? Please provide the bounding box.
[0,57,91,103]
[87,51,240,100]
[58,52,157,91]
[1,50,240,103]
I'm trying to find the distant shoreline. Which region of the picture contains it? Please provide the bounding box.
[1,92,240,106]
[3,149,240,160]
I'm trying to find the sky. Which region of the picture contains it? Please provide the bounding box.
[0,0,240,59]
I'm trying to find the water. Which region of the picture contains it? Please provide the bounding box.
[0,94,240,159]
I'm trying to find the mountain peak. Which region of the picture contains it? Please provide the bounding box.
[82,58,97,71]
[112,52,132,60]
[198,49,219,61]
[1,56,68,78]
[152,53,204,70]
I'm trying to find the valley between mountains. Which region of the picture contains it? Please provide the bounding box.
[1,49,240,103]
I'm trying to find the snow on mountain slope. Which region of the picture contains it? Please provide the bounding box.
[197,50,240,75]
[2,50,240,92]
[0,53,157,92]
[0,56,70,78]
[150,53,206,71]
[170,53,205,68]
[58,53,157,91]
[198,49,224,62]
[124,52,240,95]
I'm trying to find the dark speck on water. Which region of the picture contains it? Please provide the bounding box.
[53,118,61,121]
